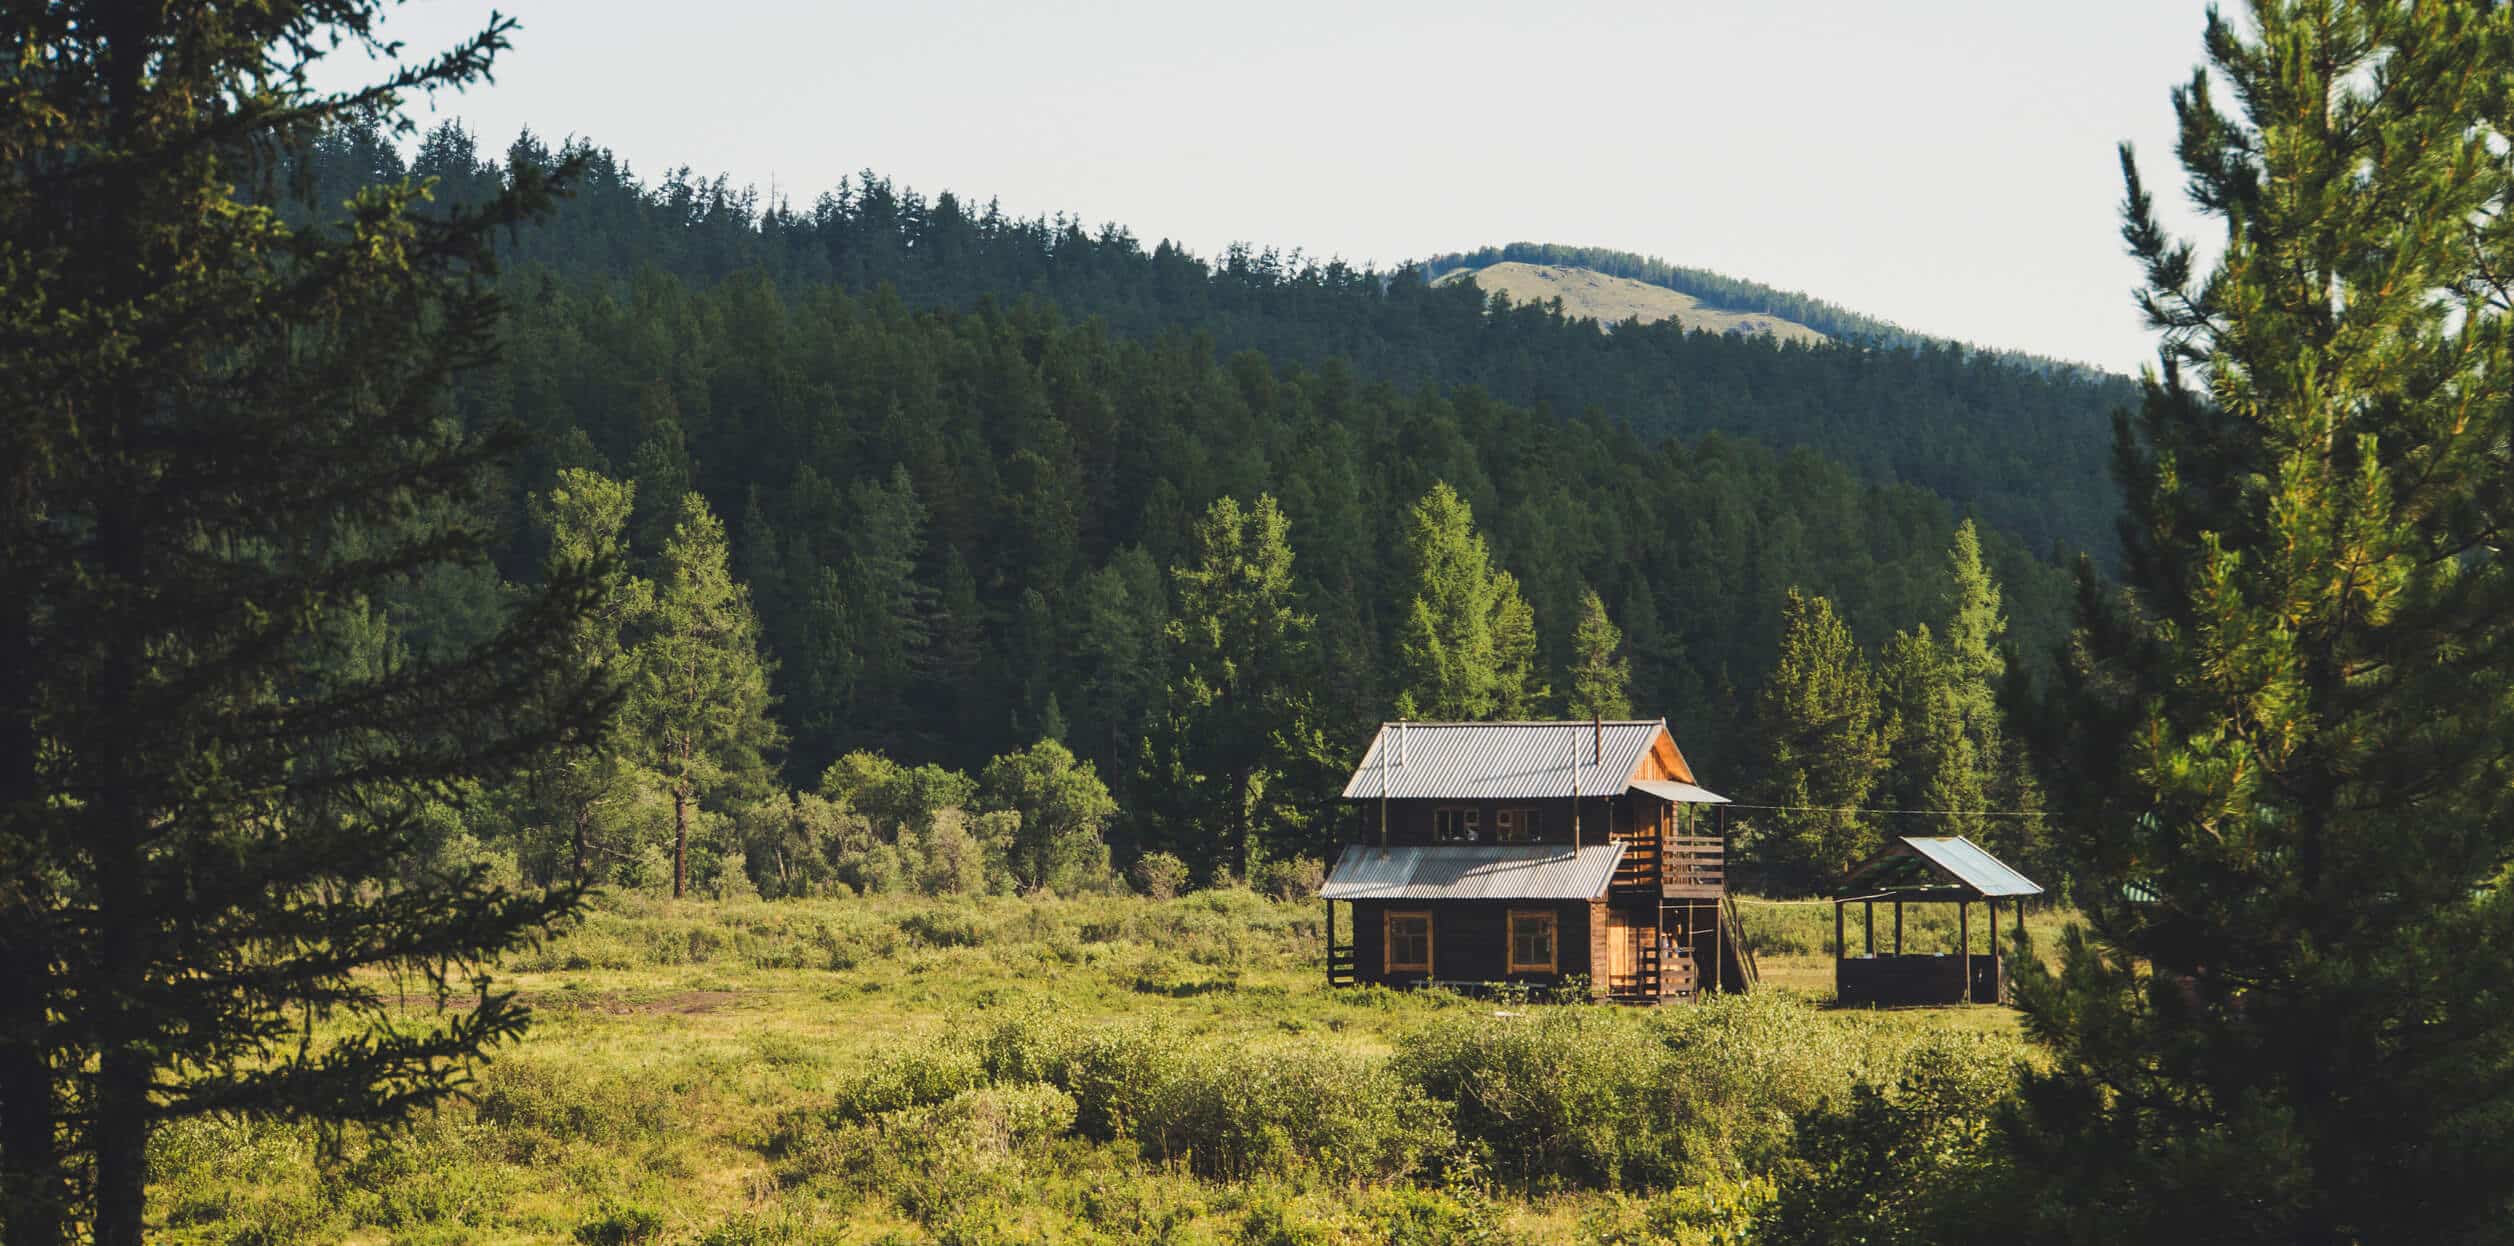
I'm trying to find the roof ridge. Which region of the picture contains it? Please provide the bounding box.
[1374,719,1662,728]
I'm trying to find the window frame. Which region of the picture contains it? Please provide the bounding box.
[1495,806,1541,843]
[1384,910,1434,975]
[1507,908,1560,975]
[1433,806,1482,843]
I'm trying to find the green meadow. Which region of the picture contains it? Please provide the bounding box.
[147,892,2068,1244]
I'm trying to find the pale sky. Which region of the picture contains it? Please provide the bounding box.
[356,0,2220,374]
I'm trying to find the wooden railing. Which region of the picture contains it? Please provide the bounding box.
[1327,947,1357,988]
[1662,835,1726,897]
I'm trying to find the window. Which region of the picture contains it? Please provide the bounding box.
[1385,911,1433,974]
[1495,807,1541,843]
[1434,807,1481,843]
[1508,910,1558,974]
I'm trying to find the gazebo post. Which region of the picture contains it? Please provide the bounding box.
[1987,897,2000,1002]
[1959,899,1972,1005]
[1834,899,1845,967]
[1893,899,1903,954]
[1864,900,1874,956]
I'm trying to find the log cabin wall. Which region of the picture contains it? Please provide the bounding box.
[1346,899,1595,988]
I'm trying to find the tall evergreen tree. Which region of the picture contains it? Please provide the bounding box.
[632,494,782,898]
[0,5,605,1241]
[1564,586,1635,719]
[1751,589,1886,892]
[1147,495,1325,876]
[2008,6,2514,1239]
[1392,482,1545,719]
[530,470,652,883]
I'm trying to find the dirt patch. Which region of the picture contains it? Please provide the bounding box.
[553,988,739,1017]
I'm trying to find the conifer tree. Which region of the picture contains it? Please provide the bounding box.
[1393,482,1545,719]
[2009,6,2514,1238]
[530,470,652,883]
[1565,587,1635,720]
[632,494,782,898]
[1751,590,1886,891]
[0,4,605,1239]
[1148,495,1326,875]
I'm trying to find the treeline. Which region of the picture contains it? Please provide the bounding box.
[294,124,2136,561]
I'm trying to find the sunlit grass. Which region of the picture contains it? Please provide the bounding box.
[145,891,2068,1243]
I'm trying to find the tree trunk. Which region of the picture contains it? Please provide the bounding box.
[0,590,61,1243]
[89,1050,150,1246]
[573,801,592,885]
[673,785,689,900]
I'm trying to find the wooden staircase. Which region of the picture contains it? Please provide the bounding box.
[1718,894,1761,992]
[1327,944,1357,987]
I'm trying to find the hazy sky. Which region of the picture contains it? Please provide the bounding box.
[356,0,2220,373]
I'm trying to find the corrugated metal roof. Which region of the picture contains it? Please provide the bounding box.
[1320,843,1625,901]
[1629,778,1732,805]
[1338,720,1666,800]
[1845,836,2043,898]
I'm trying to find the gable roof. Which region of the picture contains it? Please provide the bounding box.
[1338,720,1698,800]
[1320,843,1625,901]
[1842,836,2043,899]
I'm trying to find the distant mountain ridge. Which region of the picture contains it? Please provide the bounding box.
[1420,242,2105,377]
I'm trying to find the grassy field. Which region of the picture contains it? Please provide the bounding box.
[145,892,2071,1244]
[1431,263,1830,346]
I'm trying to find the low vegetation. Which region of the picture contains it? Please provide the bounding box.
[144,891,2048,1243]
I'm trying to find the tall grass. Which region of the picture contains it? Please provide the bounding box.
[138,889,2048,1243]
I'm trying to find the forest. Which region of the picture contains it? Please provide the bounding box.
[9,1,2514,1243]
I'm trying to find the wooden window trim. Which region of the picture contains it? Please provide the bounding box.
[1507,909,1559,974]
[1384,910,1433,975]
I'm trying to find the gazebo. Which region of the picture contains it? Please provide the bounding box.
[1834,837,2041,1007]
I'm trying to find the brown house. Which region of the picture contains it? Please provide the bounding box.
[1321,719,1757,1003]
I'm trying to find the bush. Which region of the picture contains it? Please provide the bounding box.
[1395,1009,1676,1189]
[1131,851,1188,900]
[1250,856,1325,902]
[574,1202,666,1245]
[712,848,759,901]
[1757,1037,2016,1246]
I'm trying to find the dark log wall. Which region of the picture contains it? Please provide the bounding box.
[1347,899,1595,989]
[1354,797,1642,847]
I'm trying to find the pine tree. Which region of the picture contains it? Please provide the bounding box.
[2010,6,2514,1238]
[632,494,782,898]
[0,6,605,1240]
[1148,495,1326,876]
[1565,586,1635,719]
[1751,590,1885,892]
[1392,482,1544,719]
[530,470,653,883]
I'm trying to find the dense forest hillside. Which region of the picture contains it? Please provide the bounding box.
[307,125,2136,563]
[291,124,2103,872]
[1432,261,1831,345]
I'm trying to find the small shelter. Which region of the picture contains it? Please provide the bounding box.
[1834,837,2040,1007]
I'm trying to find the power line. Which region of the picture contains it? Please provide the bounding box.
[1721,802,2055,819]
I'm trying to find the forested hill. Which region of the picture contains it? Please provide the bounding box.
[309,125,2136,563]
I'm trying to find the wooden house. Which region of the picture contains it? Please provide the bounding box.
[1321,719,1757,1003]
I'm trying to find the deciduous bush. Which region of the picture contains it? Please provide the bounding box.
[1131,850,1188,899]
[1250,855,1326,901]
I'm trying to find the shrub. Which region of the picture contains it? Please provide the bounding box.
[1131,851,1188,900]
[1756,1037,2016,1246]
[896,905,988,949]
[1395,1009,1676,1189]
[574,1202,666,1245]
[1250,856,1326,901]
[713,848,759,901]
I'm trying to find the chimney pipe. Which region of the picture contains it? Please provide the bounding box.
[1594,713,1603,764]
